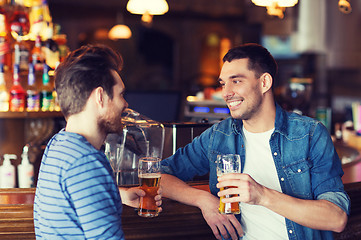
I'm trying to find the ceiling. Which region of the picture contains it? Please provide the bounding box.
[48,0,253,20]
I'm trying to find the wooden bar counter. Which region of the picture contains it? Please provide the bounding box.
[1,176,361,239]
[0,182,215,240]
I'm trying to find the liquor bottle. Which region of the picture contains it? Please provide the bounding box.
[54,24,69,63]
[0,64,9,111]
[31,35,44,72]
[42,24,59,70]
[29,0,44,37]
[0,5,11,69]
[40,64,53,111]
[26,63,40,112]
[9,0,30,37]
[9,64,26,111]
[52,88,60,111]
[12,30,29,71]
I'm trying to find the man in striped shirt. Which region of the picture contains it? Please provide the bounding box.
[34,45,162,239]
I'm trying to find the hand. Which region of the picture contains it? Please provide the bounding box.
[217,173,266,206]
[119,186,163,212]
[198,193,243,240]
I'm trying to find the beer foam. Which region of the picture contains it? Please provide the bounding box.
[138,173,161,178]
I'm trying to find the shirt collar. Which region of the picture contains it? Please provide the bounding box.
[231,102,287,135]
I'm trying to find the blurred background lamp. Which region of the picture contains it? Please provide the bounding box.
[127,0,169,23]
[108,24,132,40]
[108,12,132,40]
[251,0,298,18]
[251,0,298,7]
[127,0,169,15]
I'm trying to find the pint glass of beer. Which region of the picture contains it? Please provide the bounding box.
[138,157,161,217]
[217,154,241,214]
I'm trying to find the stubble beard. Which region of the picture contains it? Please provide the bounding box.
[231,95,263,121]
[98,113,123,135]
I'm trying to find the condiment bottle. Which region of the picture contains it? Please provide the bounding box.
[0,154,17,188]
[18,145,34,188]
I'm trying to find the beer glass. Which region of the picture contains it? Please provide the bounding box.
[138,157,161,217]
[216,154,241,214]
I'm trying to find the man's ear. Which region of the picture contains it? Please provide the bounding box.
[260,73,273,94]
[93,86,105,108]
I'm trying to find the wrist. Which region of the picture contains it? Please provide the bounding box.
[259,186,273,207]
[194,190,216,209]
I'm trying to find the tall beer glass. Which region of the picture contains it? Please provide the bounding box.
[217,154,241,214]
[138,157,161,217]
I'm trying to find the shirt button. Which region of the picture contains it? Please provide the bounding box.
[289,230,293,234]
[297,169,302,173]
[273,152,277,156]
[280,177,284,181]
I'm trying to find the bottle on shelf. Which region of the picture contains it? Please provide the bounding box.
[9,0,30,37]
[52,87,60,111]
[40,63,53,111]
[54,24,69,63]
[0,154,17,188]
[26,63,40,112]
[0,4,11,69]
[12,29,29,72]
[0,64,9,111]
[29,0,45,38]
[18,145,34,188]
[9,63,26,112]
[42,23,59,70]
[31,35,44,72]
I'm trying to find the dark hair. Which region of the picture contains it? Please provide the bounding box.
[55,44,123,118]
[223,43,278,81]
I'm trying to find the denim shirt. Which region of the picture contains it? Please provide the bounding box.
[161,104,350,240]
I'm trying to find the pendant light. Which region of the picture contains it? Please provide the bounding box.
[251,0,298,18]
[108,12,132,40]
[126,0,169,23]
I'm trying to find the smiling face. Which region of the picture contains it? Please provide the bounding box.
[219,58,265,121]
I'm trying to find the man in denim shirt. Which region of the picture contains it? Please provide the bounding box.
[160,43,349,240]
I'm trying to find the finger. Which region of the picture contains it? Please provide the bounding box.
[216,224,229,240]
[135,188,146,197]
[221,196,242,204]
[157,207,162,213]
[155,200,162,206]
[220,217,240,240]
[217,179,247,189]
[228,215,244,238]
[209,224,223,240]
[154,194,162,201]
[218,173,242,181]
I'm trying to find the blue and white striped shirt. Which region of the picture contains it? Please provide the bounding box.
[34,129,124,239]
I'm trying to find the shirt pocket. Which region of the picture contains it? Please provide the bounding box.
[283,159,313,199]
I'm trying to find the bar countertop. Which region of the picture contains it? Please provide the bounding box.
[1,173,361,240]
[0,182,215,240]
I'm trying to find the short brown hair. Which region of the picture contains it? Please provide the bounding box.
[223,43,278,81]
[55,44,123,118]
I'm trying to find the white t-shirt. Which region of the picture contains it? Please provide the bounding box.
[241,126,288,240]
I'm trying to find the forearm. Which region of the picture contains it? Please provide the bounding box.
[161,173,213,208]
[262,188,347,232]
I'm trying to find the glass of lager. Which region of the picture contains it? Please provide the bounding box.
[138,157,161,217]
[217,154,241,214]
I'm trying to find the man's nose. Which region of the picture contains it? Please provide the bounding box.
[222,85,234,100]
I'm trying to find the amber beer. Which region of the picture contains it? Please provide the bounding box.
[216,154,241,214]
[138,173,161,217]
[218,186,240,214]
